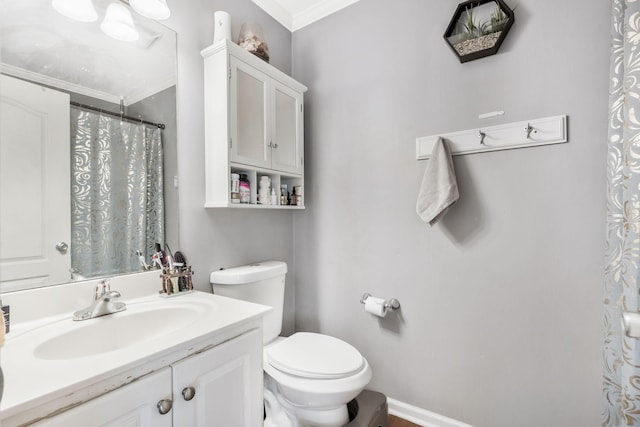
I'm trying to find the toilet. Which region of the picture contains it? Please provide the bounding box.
[210,261,372,427]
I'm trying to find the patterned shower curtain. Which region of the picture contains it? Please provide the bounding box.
[604,1,640,425]
[70,107,164,279]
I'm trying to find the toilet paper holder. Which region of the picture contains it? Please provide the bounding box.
[360,293,400,310]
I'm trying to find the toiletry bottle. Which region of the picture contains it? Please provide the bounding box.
[291,186,297,206]
[295,186,303,206]
[239,174,250,203]
[259,176,271,205]
[230,173,240,204]
[0,299,4,404]
[271,187,277,205]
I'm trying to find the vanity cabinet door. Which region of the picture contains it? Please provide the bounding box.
[30,368,173,427]
[271,80,303,175]
[171,328,263,427]
[229,57,271,169]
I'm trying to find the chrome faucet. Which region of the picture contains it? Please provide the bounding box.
[73,280,126,321]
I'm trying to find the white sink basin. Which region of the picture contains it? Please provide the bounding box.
[0,291,271,423]
[34,305,203,360]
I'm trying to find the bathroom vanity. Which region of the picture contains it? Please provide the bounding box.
[0,272,270,426]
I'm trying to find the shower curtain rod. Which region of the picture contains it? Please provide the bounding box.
[70,101,166,130]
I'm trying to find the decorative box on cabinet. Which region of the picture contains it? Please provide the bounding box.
[201,39,307,209]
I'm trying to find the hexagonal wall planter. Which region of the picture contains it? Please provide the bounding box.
[444,0,514,63]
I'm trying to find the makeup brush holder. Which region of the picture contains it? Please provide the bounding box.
[159,266,194,297]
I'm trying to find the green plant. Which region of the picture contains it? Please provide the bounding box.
[463,7,477,34]
[463,6,490,38]
[490,5,507,32]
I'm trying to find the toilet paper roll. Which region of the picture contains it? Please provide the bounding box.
[364,297,387,317]
[213,11,232,43]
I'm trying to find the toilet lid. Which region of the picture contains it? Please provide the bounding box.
[266,332,364,379]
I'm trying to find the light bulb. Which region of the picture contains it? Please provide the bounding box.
[100,3,139,42]
[130,0,170,20]
[52,0,98,22]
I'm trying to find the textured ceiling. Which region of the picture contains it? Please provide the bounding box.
[0,0,176,105]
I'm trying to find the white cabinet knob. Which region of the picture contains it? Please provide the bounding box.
[182,386,196,401]
[157,399,173,415]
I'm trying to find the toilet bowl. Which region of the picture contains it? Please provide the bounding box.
[210,261,372,427]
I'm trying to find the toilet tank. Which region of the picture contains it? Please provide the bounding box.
[210,261,287,343]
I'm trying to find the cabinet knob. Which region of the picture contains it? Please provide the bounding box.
[182,386,196,401]
[273,143,278,149]
[55,242,69,253]
[157,399,173,415]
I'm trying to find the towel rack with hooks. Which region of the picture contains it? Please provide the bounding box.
[416,115,567,160]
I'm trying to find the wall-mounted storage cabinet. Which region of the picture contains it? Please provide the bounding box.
[201,39,307,209]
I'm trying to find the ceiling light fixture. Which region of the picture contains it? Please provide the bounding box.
[51,0,98,22]
[101,3,140,42]
[129,0,170,20]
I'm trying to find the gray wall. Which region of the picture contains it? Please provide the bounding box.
[129,86,179,249]
[292,0,608,426]
[164,0,296,334]
[165,0,609,424]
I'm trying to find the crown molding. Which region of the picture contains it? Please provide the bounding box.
[252,0,294,31]
[1,64,122,105]
[291,0,360,31]
[252,0,361,32]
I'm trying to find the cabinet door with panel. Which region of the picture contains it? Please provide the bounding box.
[171,328,263,426]
[271,79,303,175]
[31,368,173,427]
[229,57,270,169]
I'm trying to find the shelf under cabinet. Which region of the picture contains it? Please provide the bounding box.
[204,203,305,209]
[227,164,303,208]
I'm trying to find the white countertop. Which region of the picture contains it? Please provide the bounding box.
[0,291,270,424]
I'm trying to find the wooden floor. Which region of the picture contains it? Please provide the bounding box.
[389,414,422,427]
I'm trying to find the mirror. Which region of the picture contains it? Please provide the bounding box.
[0,0,178,292]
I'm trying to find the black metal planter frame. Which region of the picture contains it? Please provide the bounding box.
[443,0,514,63]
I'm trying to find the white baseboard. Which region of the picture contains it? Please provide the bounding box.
[387,398,474,427]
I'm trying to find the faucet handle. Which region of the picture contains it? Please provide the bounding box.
[95,279,112,300]
[99,290,121,302]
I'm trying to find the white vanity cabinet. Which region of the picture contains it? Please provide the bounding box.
[202,39,307,208]
[171,327,263,426]
[31,368,173,427]
[25,329,262,427]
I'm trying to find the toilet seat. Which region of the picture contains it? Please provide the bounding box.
[266,332,365,379]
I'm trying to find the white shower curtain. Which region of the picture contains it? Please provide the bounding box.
[70,107,165,279]
[603,1,640,425]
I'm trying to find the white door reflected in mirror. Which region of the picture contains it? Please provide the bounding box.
[0,75,71,291]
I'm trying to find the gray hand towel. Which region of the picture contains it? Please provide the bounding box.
[416,137,459,226]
